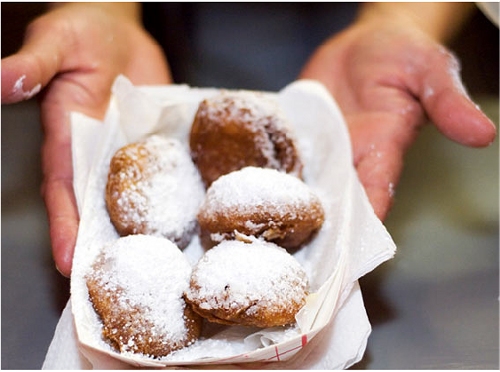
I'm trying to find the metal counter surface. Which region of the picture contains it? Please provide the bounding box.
[1,97,498,369]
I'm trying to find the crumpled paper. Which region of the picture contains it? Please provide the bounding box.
[42,76,396,369]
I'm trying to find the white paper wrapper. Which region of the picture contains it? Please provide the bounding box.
[51,76,396,369]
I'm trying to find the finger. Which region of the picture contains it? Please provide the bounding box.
[1,18,65,103]
[39,91,80,277]
[42,175,79,278]
[39,74,112,277]
[39,73,133,276]
[417,48,496,147]
[1,59,43,103]
[355,143,401,221]
[348,109,421,221]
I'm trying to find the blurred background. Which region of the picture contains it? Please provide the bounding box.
[2,2,498,369]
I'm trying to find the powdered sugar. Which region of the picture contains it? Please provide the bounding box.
[10,75,41,100]
[200,166,319,218]
[86,235,194,355]
[199,90,291,133]
[194,90,302,176]
[185,239,309,317]
[109,135,205,247]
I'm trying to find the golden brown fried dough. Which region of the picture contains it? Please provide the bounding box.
[106,135,204,248]
[190,91,303,187]
[184,239,309,328]
[197,167,325,250]
[86,235,202,358]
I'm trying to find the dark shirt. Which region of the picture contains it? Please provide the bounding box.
[142,3,359,91]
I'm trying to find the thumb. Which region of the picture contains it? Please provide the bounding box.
[1,19,64,103]
[417,48,497,147]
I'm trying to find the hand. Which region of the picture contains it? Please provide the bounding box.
[300,4,496,221]
[1,3,172,277]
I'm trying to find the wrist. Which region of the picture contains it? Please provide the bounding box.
[48,2,141,24]
[355,2,475,43]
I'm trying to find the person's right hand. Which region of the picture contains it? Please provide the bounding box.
[1,3,172,277]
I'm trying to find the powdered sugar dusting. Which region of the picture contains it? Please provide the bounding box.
[200,90,291,133]
[109,135,204,246]
[201,166,319,218]
[186,239,309,317]
[197,90,301,173]
[11,75,41,100]
[86,235,194,355]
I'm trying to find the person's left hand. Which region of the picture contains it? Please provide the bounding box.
[299,15,496,221]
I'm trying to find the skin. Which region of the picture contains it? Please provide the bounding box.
[1,3,496,277]
[300,2,497,221]
[2,3,171,276]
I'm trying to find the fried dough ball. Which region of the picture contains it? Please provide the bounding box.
[197,167,325,250]
[105,135,204,248]
[184,239,309,328]
[190,90,303,187]
[86,235,202,358]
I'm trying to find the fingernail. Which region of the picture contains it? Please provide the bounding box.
[55,263,70,278]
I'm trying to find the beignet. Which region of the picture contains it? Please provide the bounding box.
[184,238,309,328]
[106,135,204,248]
[86,235,202,358]
[190,91,303,187]
[197,166,325,250]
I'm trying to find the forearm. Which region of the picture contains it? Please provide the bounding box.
[356,2,476,43]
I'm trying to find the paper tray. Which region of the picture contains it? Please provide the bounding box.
[68,76,396,368]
